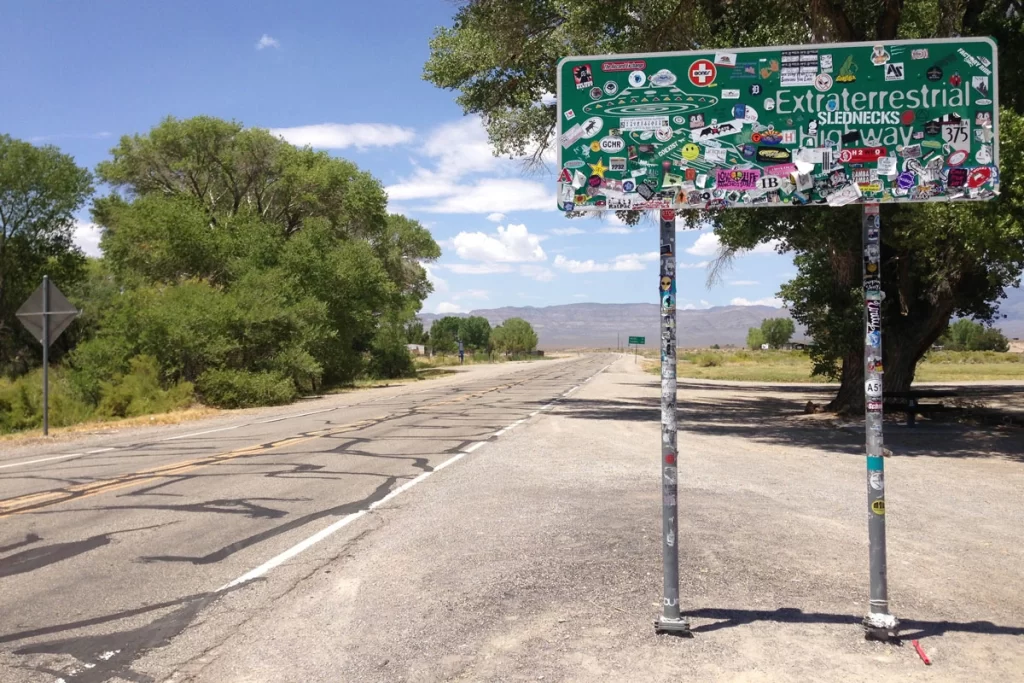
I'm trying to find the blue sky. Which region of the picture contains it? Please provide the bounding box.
[0,0,793,314]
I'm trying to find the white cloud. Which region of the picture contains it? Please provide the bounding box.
[384,116,555,214]
[452,289,489,301]
[73,221,103,257]
[453,223,546,262]
[679,261,710,269]
[551,227,585,236]
[598,226,635,235]
[752,239,783,254]
[442,263,514,275]
[256,34,280,50]
[553,251,657,274]
[731,297,784,307]
[686,232,722,256]
[540,92,557,106]
[423,263,448,293]
[419,178,553,214]
[270,123,415,150]
[573,293,587,299]
[435,302,467,314]
[486,212,506,222]
[519,265,555,281]
[729,280,760,286]
[686,232,782,257]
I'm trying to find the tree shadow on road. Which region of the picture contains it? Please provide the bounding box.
[557,384,1024,463]
[682,606,1024,642]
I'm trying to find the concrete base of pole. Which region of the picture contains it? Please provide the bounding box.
[862,612,900,641]
[654,616,692,636]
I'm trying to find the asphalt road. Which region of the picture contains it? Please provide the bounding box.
[0,354,612,683]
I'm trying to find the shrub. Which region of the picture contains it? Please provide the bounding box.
[696,353,722,367]
[96,355,194,418]
[196,369,297,408]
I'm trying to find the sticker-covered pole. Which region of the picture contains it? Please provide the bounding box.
[655,209,689,636]
[861,204,898,640]
[42,275,50,437]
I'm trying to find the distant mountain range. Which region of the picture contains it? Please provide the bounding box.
[419,303,800,348]
[419,286,1024,349]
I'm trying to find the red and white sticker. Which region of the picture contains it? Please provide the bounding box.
[661,209,676,221]
[947,149,968,166]
[839,147,887,164]
[688,60,717,87]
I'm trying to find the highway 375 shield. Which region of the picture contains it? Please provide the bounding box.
[556,38,998,212]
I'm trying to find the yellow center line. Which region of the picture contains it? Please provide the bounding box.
[0,418,378,518]
[0,361,582,518]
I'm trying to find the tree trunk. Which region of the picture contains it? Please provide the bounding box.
[828,349,864,414]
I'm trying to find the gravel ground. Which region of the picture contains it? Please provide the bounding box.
[144,354,1024,682]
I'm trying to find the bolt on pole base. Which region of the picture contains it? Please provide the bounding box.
[654,616,692,637]
[862,612,900,642]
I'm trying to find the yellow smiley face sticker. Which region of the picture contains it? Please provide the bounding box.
[590,141,602,152]
[681,143,700,161]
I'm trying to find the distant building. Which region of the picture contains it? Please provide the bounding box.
[406,344,426,356]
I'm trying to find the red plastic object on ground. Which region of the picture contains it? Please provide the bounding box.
[912,639,932,665]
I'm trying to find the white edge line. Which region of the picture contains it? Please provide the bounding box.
[218,448,477,592]
[86,447,115,454]
[0,453,83,470]
[162,425,240,441]
[254,407,336,424]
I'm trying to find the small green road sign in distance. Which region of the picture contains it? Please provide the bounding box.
[556,37,998,212]
[629,336,645,345]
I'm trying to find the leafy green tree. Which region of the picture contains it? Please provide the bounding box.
[939,319,1010,352]
[459,315,491,351]
[91,116,439,393]
[760,318,795,349]
[746,327,766,351]
[0,135,93,375]
[492,318,538,356]
[430,316,462,356]
[425,0,1024,411]
[405,320,428,345]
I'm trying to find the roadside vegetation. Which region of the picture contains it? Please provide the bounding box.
[0,118,447,435]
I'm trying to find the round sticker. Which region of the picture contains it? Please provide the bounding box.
[655,126,673,142]
[622,178,636,192]
[580,116,603,139]
[871,499,886,515]
[590,86,603,100]
[897,171,916,189]
[947,149,968,166]
[865,379,883,397]
[749,83,763,97]
[681,143,700,161]
[628,70,647,88]
[603,81,618,96]
[976,145,993,164]
[967,166,992,188]
[763,97,775,111]
[814,73,833,92]
[673,115,684,125]
[900,110,916,126]
[688,60,717,87]
[590,141,601,152]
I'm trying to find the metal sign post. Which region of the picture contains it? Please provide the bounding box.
[16,276,80,436]
[861,204,898,639]
[655,209,689,635]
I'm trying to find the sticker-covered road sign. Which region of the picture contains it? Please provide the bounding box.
[628,336,646,345]
[557,38,998,212]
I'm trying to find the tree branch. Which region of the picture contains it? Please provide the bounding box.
[810,0,864,41]
[876,0,905,40]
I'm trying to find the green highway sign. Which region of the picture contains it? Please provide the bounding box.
[628,336,645,345]
[556,38,998,212]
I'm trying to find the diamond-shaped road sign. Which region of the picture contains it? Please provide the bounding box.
[16,279,80,345]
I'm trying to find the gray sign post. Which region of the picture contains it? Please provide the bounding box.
[655,210,689,635]
[861,204,898,639]
[15,276,80,436]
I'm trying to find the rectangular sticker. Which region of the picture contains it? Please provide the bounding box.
[620,116,670,131]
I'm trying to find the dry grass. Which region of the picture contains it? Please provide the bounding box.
[643,348,1024,383]
[0,405,223,445]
